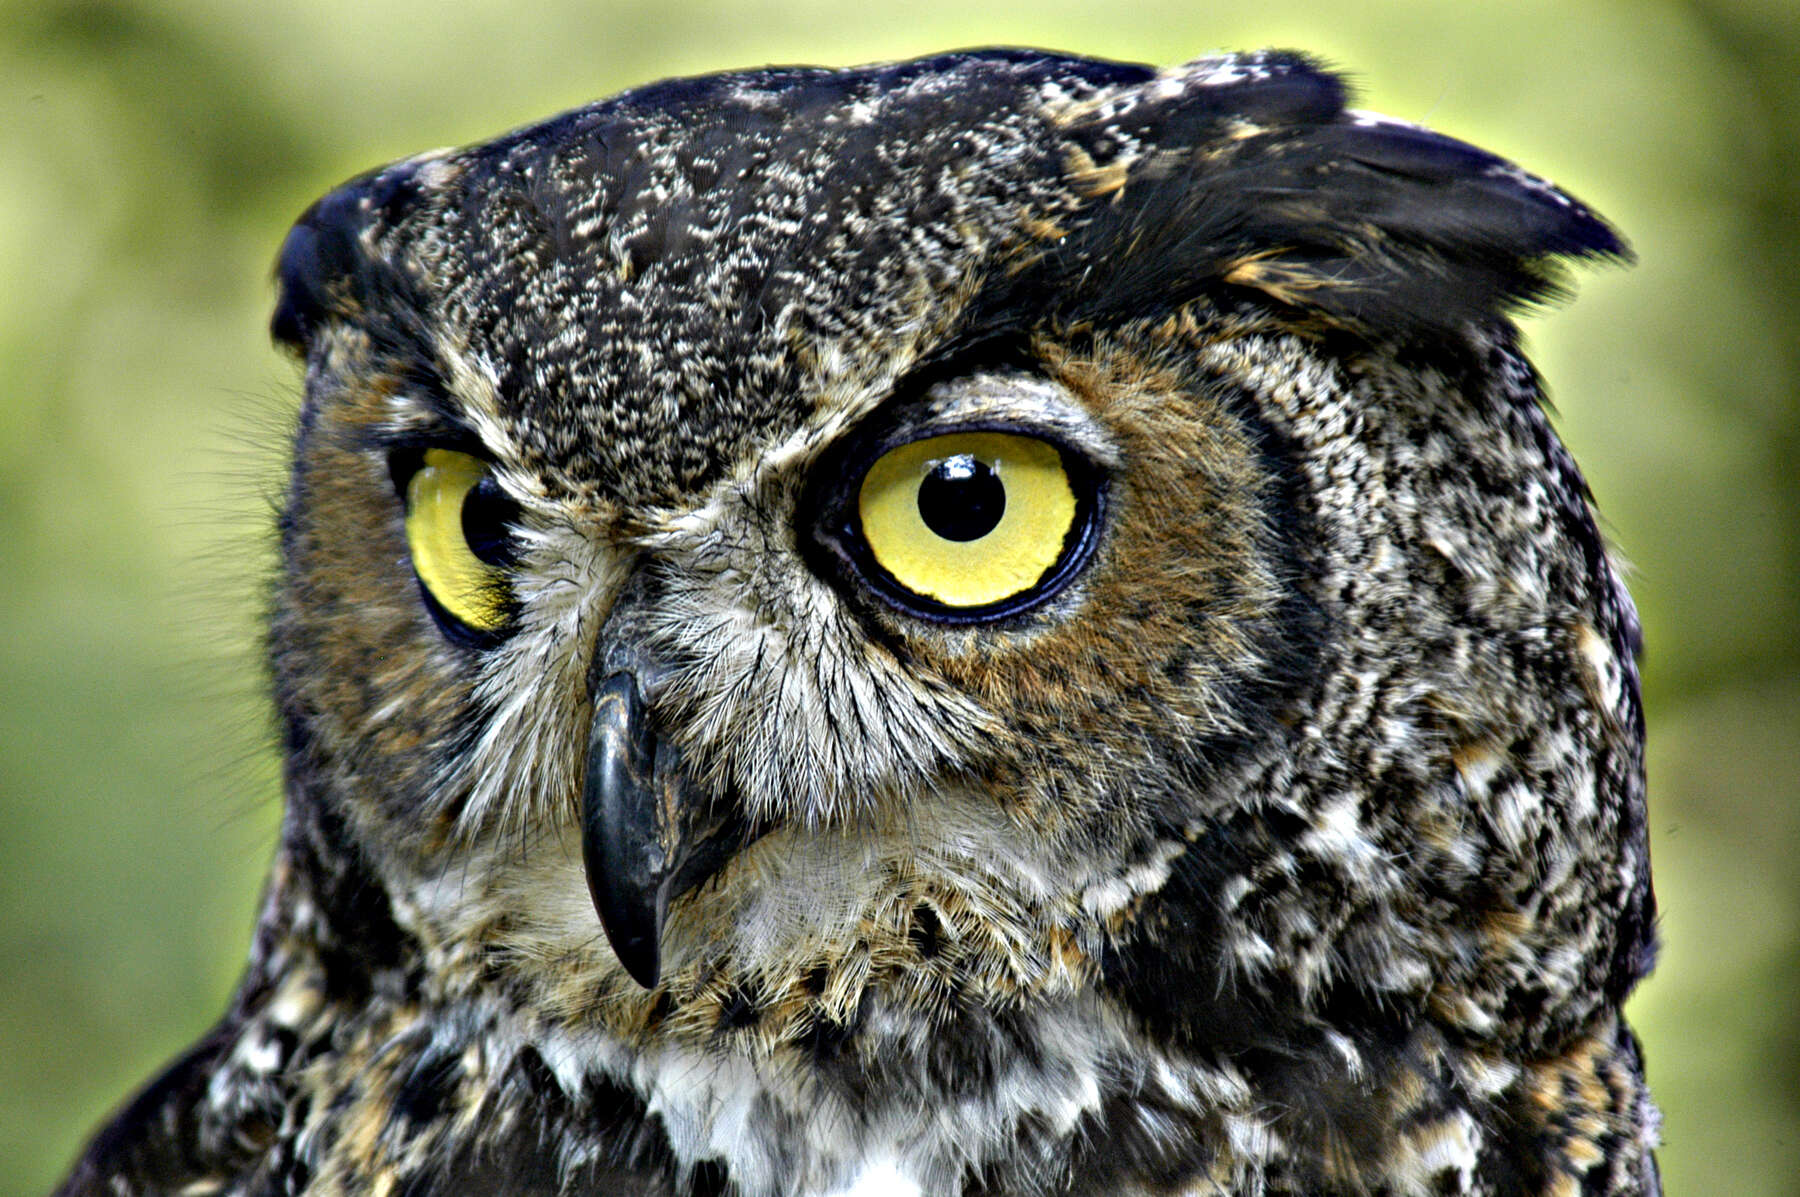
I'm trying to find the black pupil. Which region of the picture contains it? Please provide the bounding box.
[462,475,520,567]
[917,454,1005,542]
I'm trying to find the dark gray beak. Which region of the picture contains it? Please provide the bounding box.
[581,671,751,988]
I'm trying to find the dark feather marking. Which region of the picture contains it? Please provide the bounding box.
[391,1043,462,1129]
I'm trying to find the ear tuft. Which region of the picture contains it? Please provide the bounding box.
[1025,52,1628,338]
[271,155,444,352]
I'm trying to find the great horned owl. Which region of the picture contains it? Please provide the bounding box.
[58,48,1659,1196]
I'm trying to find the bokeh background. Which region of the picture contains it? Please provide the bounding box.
[3,0,1795,1192]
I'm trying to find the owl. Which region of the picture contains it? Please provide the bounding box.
[57,48,1659,1196]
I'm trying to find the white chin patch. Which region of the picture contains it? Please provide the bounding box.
[827,1156,925,1197]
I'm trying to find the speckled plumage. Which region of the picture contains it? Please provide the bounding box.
[60,48,1658,1196]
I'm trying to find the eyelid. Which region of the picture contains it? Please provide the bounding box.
[387,435,496,495]
[908,373,1123,472]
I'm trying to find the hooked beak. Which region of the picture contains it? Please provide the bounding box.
[581,671,752,988]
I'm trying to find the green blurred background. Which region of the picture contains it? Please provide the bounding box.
[2,0,1795,1191]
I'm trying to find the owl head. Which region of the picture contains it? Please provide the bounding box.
[265,47,1650,1133]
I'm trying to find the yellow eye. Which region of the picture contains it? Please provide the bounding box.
[403,448,515,635]
[856,431,1081,611]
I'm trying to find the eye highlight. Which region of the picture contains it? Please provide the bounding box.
[854,431,1088,614]
[402,448,517,637]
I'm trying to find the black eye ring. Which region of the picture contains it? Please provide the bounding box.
[807,421,1107,627]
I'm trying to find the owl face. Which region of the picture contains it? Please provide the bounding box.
[261,49,1654,1188]
[278,320,1289,1016]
